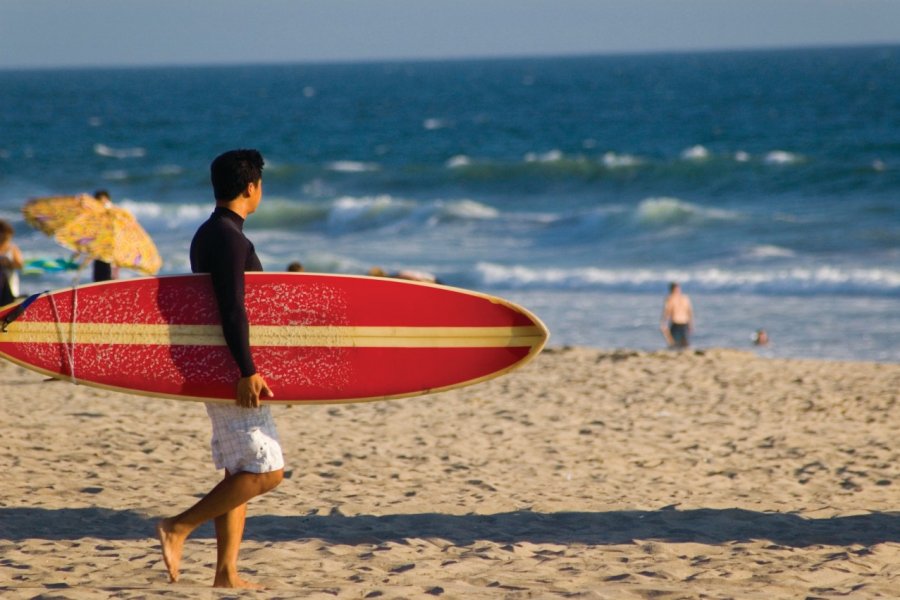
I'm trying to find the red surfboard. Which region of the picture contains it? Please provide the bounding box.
[0,273,548,404]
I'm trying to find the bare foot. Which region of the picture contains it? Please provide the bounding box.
[156,519,184,583]
[213,575,266,589]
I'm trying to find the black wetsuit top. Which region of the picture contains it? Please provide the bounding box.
[190,206,262,377]
[93,260,113,282]
[0,270,13,306]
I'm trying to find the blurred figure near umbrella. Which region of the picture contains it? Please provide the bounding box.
[91,190,119,282]
[0,219,24,305]
[286,261,304,272]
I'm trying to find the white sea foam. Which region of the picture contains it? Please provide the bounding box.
[436,199,499,221]
[124,194,503,236]
[601,152,642,168]
[330,196,501,230]
[176,204,207,221]
[474,262,900,294]
[734,151,751,162]
[445,155,472,168]
[681,145,710,160]
[525,150,564,163]
[326,161,379,173]
[635,197,738,225]
[747,244,795,259]
[477,263,676,289]
[115,200,208,230]
[94,143,146,159]
[326,195,414,231]
[118,200,163,218]
[764,150,802,164]
[423,118,449,130]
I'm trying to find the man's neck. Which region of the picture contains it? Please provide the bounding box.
[216,199,250,220]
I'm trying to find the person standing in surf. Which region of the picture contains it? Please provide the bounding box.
[660,281,694,349]
[157,149,284,589]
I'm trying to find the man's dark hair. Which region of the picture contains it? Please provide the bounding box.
[210,149,264,202]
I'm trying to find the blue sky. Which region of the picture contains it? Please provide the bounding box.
[2,0,900,69]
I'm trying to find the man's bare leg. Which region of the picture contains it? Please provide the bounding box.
[157,469,283,584]
[212,502,263,588]
[156,519,185,583]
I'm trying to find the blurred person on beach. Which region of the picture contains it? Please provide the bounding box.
[157,149,284,589]
[91,190,120,282]
[660,282,693,348]
[369,265,440,284]
[0,219,24,305]
[286,261,304,272]
[753,329,769,346]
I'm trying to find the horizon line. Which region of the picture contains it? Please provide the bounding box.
[1,41,897,73]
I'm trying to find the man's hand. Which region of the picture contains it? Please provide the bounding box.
[236,373,274,408]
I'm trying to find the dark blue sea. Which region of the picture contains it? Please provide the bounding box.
[1,46,898,361]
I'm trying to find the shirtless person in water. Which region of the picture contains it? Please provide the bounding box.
[660,282,694,348]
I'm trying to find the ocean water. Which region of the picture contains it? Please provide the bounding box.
[1,46,898,362]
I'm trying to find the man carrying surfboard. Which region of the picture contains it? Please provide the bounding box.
[157,149,284,589]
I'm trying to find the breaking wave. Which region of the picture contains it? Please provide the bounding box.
[474,263,900,296]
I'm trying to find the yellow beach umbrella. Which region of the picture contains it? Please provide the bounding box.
[22,194,162,275]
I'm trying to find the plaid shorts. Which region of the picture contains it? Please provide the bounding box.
[205,403,284,474]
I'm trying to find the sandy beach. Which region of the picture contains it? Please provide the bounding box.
[2,346,899,598]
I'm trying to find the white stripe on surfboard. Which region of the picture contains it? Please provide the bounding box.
[1,322,546,348]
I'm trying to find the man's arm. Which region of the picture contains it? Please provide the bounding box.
[686,297,694,331]
[208,234,272,407]
[209,240,255,378]
[660,299,674,346]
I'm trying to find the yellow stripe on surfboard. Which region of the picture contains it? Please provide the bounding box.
[0,322,546,348]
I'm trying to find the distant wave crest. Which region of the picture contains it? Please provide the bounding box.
[635,197,739,225]
[681,145,710,160]
[94,143,146,159]
[326,161,379,173]
[475,262,900,295]
[254,195,501,233]
[764,150,803,164]
[439,145,807,180]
